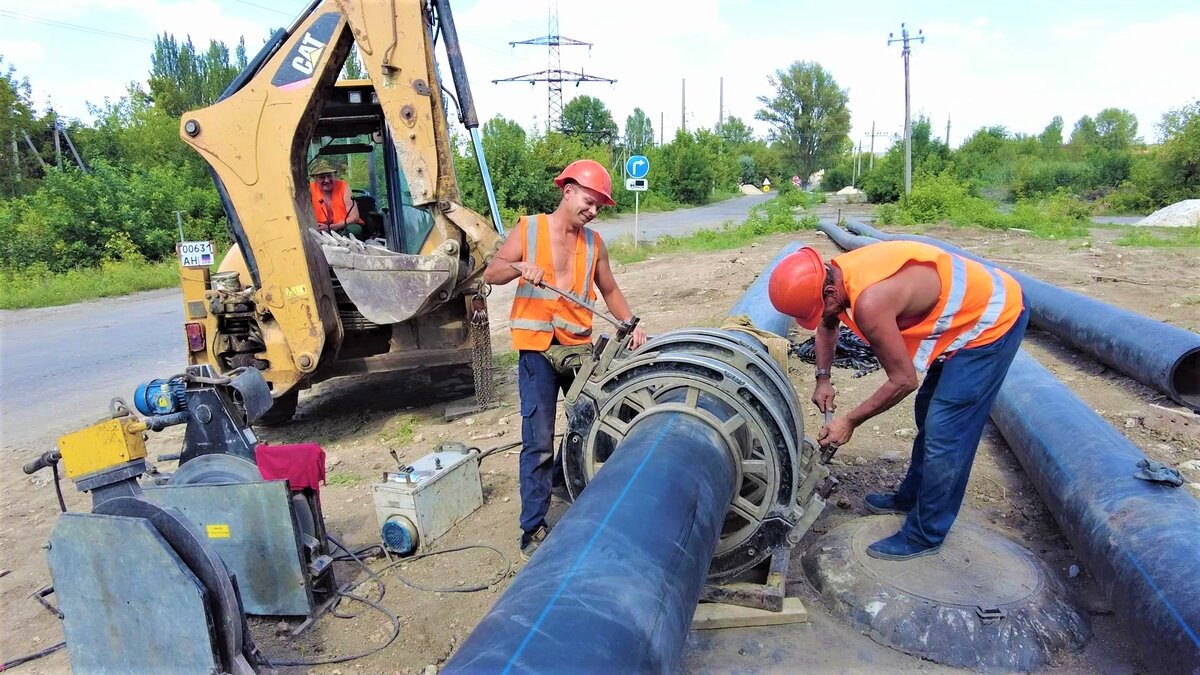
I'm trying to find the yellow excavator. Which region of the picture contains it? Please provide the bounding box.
[177,0,505,422]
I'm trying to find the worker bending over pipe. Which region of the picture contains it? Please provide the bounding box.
[769,241,1027,560]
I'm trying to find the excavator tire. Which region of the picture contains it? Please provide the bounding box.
[258,390,300,426]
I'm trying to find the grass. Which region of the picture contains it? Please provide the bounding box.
[0,259,180,310]
[608,191,820,265]
[1184,295,1200,306]
[379,414,420,446]
[494,351,520,368]
[326,472,361,487]
[1114,226,1200,248]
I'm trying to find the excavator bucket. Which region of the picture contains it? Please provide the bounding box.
[310,230,455,325]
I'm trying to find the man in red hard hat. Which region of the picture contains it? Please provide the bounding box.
[769,241,1028,560]
[484,159,647,560]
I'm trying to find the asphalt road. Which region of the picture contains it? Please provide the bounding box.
[0,194,771,451]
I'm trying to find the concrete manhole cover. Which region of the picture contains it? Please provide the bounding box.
[803,516,1090,671]
[850,515,1042,607]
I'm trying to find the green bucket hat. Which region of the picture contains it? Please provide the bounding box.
[308,158,338,176]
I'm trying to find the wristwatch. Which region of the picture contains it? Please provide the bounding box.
[815,369,831,380]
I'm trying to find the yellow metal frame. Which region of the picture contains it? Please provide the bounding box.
[178,0,500,398]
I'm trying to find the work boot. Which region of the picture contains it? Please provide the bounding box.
[864,492,911,515]
[866,531,941,561]
[520,525,549,561]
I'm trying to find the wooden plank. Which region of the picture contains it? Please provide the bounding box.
[691,597,808,630]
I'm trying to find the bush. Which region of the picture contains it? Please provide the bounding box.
[875,173,1090,239]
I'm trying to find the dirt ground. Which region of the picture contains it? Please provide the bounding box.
[2,201,1198,673]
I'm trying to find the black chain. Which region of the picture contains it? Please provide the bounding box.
[790,327,881,378]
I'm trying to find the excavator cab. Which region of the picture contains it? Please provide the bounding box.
[308,80,435,252]
[177,0,504,422]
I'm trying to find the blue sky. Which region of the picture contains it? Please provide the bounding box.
[2,0,1198,151]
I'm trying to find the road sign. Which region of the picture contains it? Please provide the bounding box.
[625,155,649,179]
[177,241,215,268]
[625,178,648,192]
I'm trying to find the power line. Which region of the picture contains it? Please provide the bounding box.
[0,9,154,44]
[231,0,294,18]
[494,2,615,132]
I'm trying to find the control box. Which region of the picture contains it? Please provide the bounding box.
[372,443,483,554]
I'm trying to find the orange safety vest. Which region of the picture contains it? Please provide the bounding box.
[310,179,350,225]
[509,214,600,352]
[832,240,1024,372]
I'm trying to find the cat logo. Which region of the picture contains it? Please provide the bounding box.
[292,32,327,76]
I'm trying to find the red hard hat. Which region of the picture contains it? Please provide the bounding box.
[554,159,616,206]
[768,246,827,330]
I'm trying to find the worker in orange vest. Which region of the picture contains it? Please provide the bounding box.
[308,159,364,237]
[484,159,648,560]
[769,241,1028,560]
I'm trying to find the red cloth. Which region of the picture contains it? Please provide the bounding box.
[255,443,326,498]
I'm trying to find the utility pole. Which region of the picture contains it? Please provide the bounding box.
[945,114,951,147]
[660,111,664,145]
[494,2,615,131]
[864,121,890,171]
[52,114,63,170]
[718,77,724,129]
[888,23,924,198]
[681,78,686,133]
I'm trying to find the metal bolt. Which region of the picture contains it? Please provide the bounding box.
[196,405,213,424]
[184,119,200,136]
[299,354,313,369]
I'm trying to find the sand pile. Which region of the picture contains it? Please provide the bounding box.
[1136,199,1200,228]
[740,184,764,196]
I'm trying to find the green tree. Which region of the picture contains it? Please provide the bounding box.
[660,130,714,204]
[148,34,245,117]
[1158,99,1200,142]
[623,108,654,154]
[342,46,365,79]
[561,95,618,144]
[755,61,850,188]
[0,57,42,197]
[717,116,755,146]
[1038,115,1064,150]
[1069,115,1100,147]
[1155,108,1200,204]
[1093,107,1139,151]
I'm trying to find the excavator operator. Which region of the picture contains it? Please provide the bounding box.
[308,159,364,237]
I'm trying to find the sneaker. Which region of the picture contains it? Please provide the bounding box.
[865,531,941,561]
[520,525,549,561]
[864,492,912,515]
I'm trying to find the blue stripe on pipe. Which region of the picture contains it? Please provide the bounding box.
[1001,355,1200,649]
[501,415,680,674]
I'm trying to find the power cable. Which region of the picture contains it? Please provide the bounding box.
[0,10,154,44]
[232,0,294,17]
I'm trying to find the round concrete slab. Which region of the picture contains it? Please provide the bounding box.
[802,516,1090,671]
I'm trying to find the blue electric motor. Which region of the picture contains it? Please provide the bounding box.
[133,378,188,416]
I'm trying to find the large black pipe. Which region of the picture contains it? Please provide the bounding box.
[445,412,736,674]
[728,241,801,336]
[821,222,1200,671]
[844,220,1200,411]
[991,351,1200,673]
